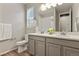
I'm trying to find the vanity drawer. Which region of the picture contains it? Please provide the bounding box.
[46,38,63,45]
[28,35,45,41]
[46,38,79,49]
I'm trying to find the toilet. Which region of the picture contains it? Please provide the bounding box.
[16,34,28,53]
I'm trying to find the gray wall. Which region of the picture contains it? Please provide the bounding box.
[72,3,79,32]
[55,9,59,31]
[0,3,25,54]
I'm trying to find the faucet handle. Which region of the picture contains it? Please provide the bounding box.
[41,31,44,34]
[61,32,66,35]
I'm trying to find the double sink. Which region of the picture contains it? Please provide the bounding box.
[28,32,79,41]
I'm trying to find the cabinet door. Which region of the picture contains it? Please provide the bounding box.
[46,43,61,56]
[36,40,45,56]
[28,39,35,55]
[63,47,79,56]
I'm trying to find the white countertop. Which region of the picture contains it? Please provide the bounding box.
[28,33,79,41]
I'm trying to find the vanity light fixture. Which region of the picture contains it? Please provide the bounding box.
[57,3,63,5]
[40,3,63,11]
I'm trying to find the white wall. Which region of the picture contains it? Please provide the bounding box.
[0,3,25,54]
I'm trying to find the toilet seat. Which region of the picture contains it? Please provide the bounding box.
[17,40,28,45]
[16,34,28,45]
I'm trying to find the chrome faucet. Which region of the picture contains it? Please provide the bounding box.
[60,32,66,35]
[41,31,44,34]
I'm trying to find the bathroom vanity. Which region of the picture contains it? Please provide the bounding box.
[28,33,79,56]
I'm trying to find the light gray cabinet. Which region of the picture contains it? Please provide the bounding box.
[36,40,45,56]
[63,47,79,56]
[46,43,61,56]
[28,35,45,56]
[28,35,79,56]
[28,39,35,55]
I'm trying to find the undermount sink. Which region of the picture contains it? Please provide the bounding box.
[54,33,78,39]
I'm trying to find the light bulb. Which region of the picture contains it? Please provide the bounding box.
[40,4,47,11]
[45,3,51,9]
[51,3,57,7]
[58,3,63,5]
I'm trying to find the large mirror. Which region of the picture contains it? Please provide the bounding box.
[37,3,73,32]
[26,3,79,33]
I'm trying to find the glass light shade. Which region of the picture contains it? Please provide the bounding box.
[51,3,56,7]
[45,3,51,9]
[58,3,63,5]
[40,3,63,11]
[40,4,47,11]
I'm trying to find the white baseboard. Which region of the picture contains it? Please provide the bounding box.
[0,47,17,56]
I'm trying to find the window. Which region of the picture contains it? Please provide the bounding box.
[27,7,35,28]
